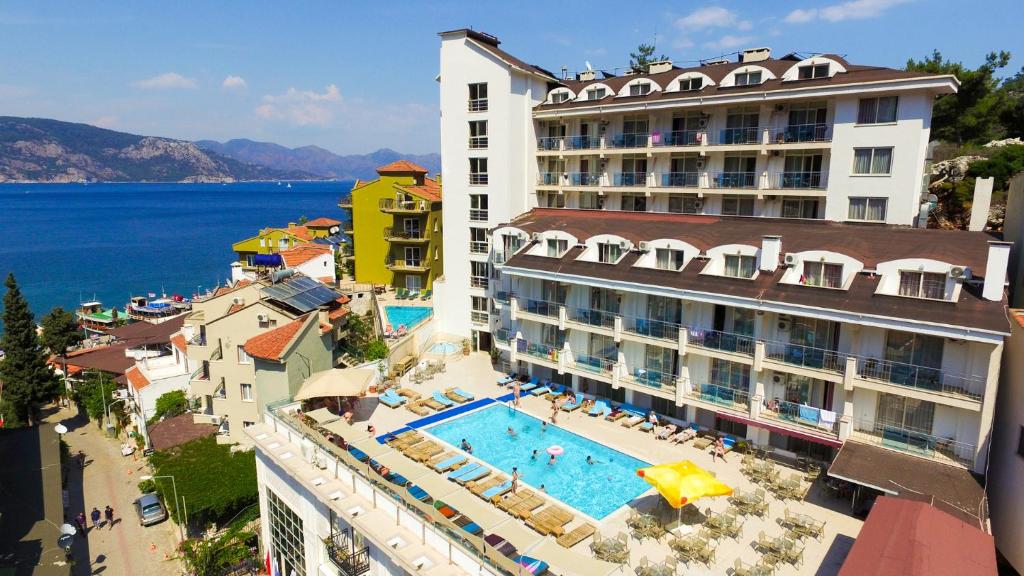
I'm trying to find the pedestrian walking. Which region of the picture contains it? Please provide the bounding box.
[74,512,87,535]
[104,505,114,529]
[90,507,101,528]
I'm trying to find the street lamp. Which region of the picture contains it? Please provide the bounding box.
[105,397,127,434]
[141,474,185,542]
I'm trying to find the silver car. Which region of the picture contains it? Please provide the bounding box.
[133,493,168,526]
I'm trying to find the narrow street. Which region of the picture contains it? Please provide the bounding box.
[51,405,183,576]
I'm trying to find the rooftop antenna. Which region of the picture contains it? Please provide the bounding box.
[585,61,593,71]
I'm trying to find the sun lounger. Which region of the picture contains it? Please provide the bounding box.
[348,446,370,462]
[621,415,644,428]
[431,390,456,407]
[445,387,475,403]
[420,397,446,411]
[544,384,566,400]
[397,387,421,400]
[395,288,408,300]
[447,462,483,481]
[409,442,443,462]
[405,401,430,416]
[430,453,468,472]
[454,466,490,485]
[407,484,431,502]
[520,377,539,392]
[510,495,546,519]
[385,430,419,446]
[513,555,549,575]
[561,393,583,411]
[526,505,573,536]
[453,514,482,535]
[497,489,533,512]
[420,289,432,300]
[484,533,519,559]
[605,409,626,421]
[530,386,551,396]
[588,400,611,417]
[469,475,505,495]
[638,420,656,433]
[556,522,596,548]
[481,481,514,502]
[379,389,406,408]
[497,373,516,385]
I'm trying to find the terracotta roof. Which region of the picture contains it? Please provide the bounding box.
[227,303,244,315]
[839,496,995,576]
[304,217,342,228]
[377,160,429,175]
[125,367,150,392]
[147,413,216,451]
[319,322,332,334]
[329,307,350,321]
[280,243,332,267]
[318,276,335,284]
[396,176,442,202]
[336,295,351,305]
[243,315,309,361]
[170,333,187,352]
[212,279,252,298]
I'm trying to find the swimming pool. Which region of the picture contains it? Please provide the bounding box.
[428,341,459,355]
[425,404,652,519]
[384,305,432,329]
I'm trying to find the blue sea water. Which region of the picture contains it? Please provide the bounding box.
[0,181,352,327]
[426,404,652,519]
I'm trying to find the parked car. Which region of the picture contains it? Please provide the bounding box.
[133,493,168,526]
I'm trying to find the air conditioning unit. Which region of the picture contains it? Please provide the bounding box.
[210,416,221,426]
[771,150,781,157]
[765,195,778,201]
[531,232,542,242]
[783,253,799,266]
[772,374,783,384]
[950,266,971,279]
[777,319,791,331]
[232,296,244,306]
[693,199,704,211]
[695,159,706,169]
[114,389,129,400]
[618,240,630,250]
[600,158,609,169]
[638,241,651,252]
[775,104,787,112]
[698,117,709,129]
[257,313,269,323]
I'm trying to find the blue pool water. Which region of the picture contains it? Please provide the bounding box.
[425,404,652,519]
[428,341,459,355]
[384,305,433,329]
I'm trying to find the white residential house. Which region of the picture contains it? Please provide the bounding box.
[125,331,194,448]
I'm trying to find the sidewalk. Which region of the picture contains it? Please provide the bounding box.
[51,405,182,575]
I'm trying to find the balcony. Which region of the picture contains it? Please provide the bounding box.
[564,136,600,150]
[693,383,750,413]
[687,327,755,357]
[763,340,846,376]
[383,228,428,243]
[494,327,511,345]
[493,291,511,306]
[471,310,489,325]
[385,258,430,273]
[469,173,488,186]
[337,196,353,209]
[655,172,700,188]
[568,307,616,331]
[469,241,489,255]
[538,172,563,186]
[468,98,488,112]
[609,133,649,149]
[760,400,838,436]
[854,357,985,403]
[469,209,488,222]
[710,172,758,189]
[717,127,761,146]
[622,367,677,396]
[522,341,562,367]
[653,130,700,147]
[325,529,370,576]
[518,298,561,324]
[611,172,649,187]
[568,354,615,379]
[850,419,976,468]
[468,136,488,149]
[379,198,429,214]
[774,123,832,144]
[567,172,602,186]
[470,276,489,289]
[771,171,828,190]
[620,315,681,347]
[537,137,562,151]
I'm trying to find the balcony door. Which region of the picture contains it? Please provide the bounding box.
[589,287,619,314]
[403,247,421,266]
[403,218,421,237]
[405,274,422,291]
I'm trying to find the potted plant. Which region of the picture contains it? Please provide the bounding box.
[461,338,471,356]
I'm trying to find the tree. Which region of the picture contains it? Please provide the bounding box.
[71,372,118,428]
[906,50,1011,145]
[298,215,309,224]
[151,390,189,423]
[179,505,260,576]
[999,68,1024,139]
[40,307,82,357]
[345,312,374,360]
[0,273,60,426]
[365,339,388,361]
[629,43,667,73]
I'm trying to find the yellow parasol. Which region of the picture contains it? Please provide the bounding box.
[637,460,733,508]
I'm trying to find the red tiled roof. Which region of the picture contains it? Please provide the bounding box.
[212,279,252,298]
[336,295,351,305]
[377,160,428,175]
[397,176,442,202]
[170,333,187,353]
[318,276,335,284]
[243,315,308,361]
[280,243,332,267]
[304,217,342,228]
[125,366,150,392]
[227,303,244,315]
[329,307,350,321]
[319,322,332,334]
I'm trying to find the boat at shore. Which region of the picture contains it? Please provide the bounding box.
[126,294,192,324]
[76,301,126,335]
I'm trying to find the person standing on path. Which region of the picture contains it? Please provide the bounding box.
[90,507,101,529]
[105,506,114,529]
[75,512,87,536]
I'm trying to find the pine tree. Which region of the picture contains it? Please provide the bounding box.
[0,273,60,426]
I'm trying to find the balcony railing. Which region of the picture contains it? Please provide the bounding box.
[687,327,755,356]
[386,258,429,271]
[612,172,649,187]
[609,133,649,148]
[538,172,563,186]
[775,123,832,143]
[469,241,489,254]
[855,357,985,402]
[710,172,758,189]
[326,529,370,576]
[470,310,489,324]
[571,307,617,329]
[621,315,682,342]
[537,137,562,151]
[773,171,828,190]
[656,172,700,188]
[468,136,488,149]
[851,418,976,468]
[696,383,750,410]
[470,276,489,289]
[763,340,846,374]
[494,328,511,344]
[523,341,561,362]
[567,172,602,186]
[469,173,488,185]
[564,136,600,150]
[522,298,561,319]
[383,227,426,241]
[493,291,511,305]
[468,98,488,112]
[571,354,615,376]
[379,198,429,212]
[761,400,837,434]
[623,367,676,392]
[653,130,700,147]
[337,196,353,209]
[718,127,761,145]
[469,209,488,222]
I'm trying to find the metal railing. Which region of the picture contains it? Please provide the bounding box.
[564,136,600,150]
[538,172,563,185]
[696,383,750,410]
[653,130,700,147]
[469,173,488,185]
[612,172,649,186]
[775,123,832,143]
[623,367,676,392]
[383,227,425,241]
[718,127,761,145]
[468,98,488,112]
[521,298,562,318]
[379,198,428,212]
[523,341,561,362]
[571,354,615,376]
[567,172,602,186]
[494,328,511,344]
[609,133,649,148]
[763,340,846,374]
[855,357,985,401]
[469,241,489,254]
[571,307,617,329]
[761,400,837,434]
[337,196,353,208]
[710,172,758,189]
[469,209,488,221]
[386,258,427,270]
[656,172,700,188]
[326,529,370,576]
[687,327,755,356]
[468,136,488,149]
[621,315,681,341]
[493,291,511,305]
[773,171,828,190]
[851,418,976,467]
[470,276,489,289]
[470,310,489,324]
[537,137,562,151]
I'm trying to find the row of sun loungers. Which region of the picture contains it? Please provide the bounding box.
[396,386,475,414]
[524,504,574,537]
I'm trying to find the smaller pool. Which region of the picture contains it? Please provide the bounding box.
[428,341,459,355]
[385,305,432,330]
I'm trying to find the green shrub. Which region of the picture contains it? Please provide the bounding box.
[365,339,388,361]
[150,390,188,424]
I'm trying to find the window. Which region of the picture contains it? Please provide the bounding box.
[848,197,887,221]
[539,192,566,208]
[619,155,648,186]
[240,383,253,402]
[885,330,943,370]
[579,191,603,210]
[620,194,647,212]
[628,82,652,96]
[545,238,568,257]
[471,296,488,324]
[853,147,893,175]
[237,345,251,364]
[541,323,564,348]
[243,420,255,428]
[655,248,686,271]
[259,238,265,247]
[468,120,488,149]
[469,194,488,221]
[798,64,829,79]
[403,246,422,266]
[711,358,750,390]
[267,490,306,576]
[469,157,488,184]
[470,261,489,288]
[723,254,757,278]
[857,96,898,124]
[598,242,622,264]
[782,198,819,219]
[722,196,755,216]
[586,86,607,100]
[278,238,289,250]
[468,82,488,111]
[734,71,762,86]
[668,194,701,214]
[469,227,488,254]
[875,393,935,434]
[802,261,844,288]
[678,76,703,91]
[551,91,570,104]
[898,271,947,300]
[434,246,439,260]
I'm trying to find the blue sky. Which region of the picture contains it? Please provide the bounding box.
[0,1,1020,154]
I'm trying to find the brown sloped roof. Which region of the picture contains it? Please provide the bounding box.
[148,413,217,451]
[440,28,558,80]
[62,344,133,375]
[107,316,186,347]
[377,160,428,175]
[243,315,309,361]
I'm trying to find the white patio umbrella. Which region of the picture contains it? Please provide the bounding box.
[294,368,376,401]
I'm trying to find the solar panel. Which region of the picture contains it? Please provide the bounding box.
[262,276,342,313]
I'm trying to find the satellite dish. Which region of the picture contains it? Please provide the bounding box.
[54,424,68,435]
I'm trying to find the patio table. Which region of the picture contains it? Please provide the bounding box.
[636,563,675,576]
[593,539,628,562]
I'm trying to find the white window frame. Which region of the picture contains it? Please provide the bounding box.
[847,197,888,222]
[734,71,762,86]
[678,77,703,91]
[852,147,893,175]
[802,261,844,288]
[551,91,570,104]
[798,64,829,79]
[723,254,757,279]
[857,96,899,124]
[586,87,607,100]
[237,345,252,364]
[240,383,253,402]
[546,238,568,258]
[898,270,947,300]
[628,82,652,96]
[597,242,623,264]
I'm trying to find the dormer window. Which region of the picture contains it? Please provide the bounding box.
[802,261,843,288]
[798,64,829,79]
[724,254,756,279]
[598,242,623,264]
[898,271,946,300]
[734,71,762,86]
[586,87,607,100]
[551,91,570,104]
[629,82,652,96]
[678,77,703,91]
[655,248,685,271]
[546,238,568,258]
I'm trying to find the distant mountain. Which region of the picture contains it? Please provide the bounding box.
[0,117,314,183]
[195,139,441,181]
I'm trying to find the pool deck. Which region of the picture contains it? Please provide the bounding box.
[317,353,862,575]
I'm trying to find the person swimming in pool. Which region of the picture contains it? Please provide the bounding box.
[460,438,473,454]
[548,453,556,465]
[586,455,593,465]
[539,484,546,493]
[541,421,547,433]
[507,426,517,437]
[530,449,539,461]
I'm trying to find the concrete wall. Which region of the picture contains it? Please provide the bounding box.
[990,311,1024,572]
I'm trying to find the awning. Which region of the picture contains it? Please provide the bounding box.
[294,368,375,401]
[839,496,996,576]
[253,253,283,267]
[827,441,986,527]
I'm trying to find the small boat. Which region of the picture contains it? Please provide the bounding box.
[286,182,292,189]
[76,301,126,335]
[126,294,192,324]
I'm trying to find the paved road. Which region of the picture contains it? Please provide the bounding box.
[51,405,183,576]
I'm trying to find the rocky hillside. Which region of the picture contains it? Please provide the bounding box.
[195,138,441,181]
[0,117,313,183]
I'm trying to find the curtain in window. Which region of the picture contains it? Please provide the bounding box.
[857,98,877,124]
[898,271,920,297]
[655,248,670,269]
[865,198,886,221]
[711,358,749,389]
[724,254,739,277]
[823,263,843,287]
[739,255,756,278]
[921,273,946,299]
[784,374,812,404]
[871,148,893,174]
[876,96,898,122]
[853,149,873,174]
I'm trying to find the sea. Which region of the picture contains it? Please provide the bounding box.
[0,181,352,329]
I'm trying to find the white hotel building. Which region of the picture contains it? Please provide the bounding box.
[250,29,1011,576]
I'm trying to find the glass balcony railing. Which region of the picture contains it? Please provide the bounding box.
[567,172,602,186]
[571,354,615,376]
[570,307,616,329]
[537,137,562,151]
[761,400,837,434]
[624,367,676,392]
[718,127,761,145]
[851,418,976,467]
[855,357,985,401]
[564,136,601,150]
[657,172,700,188]
[621,315,681,341]
[687,327,755,356]
[494,328,511,344]
[612,172,649,187]
[493,291,511,305]
[653,130,700,147]
[763,340,846,374]
[696,383,750,410]
[521,299,562,319]
[609,133,649,148]
[773,171,828,190]
[775,123,832,143]
[524,341,561,362]
[710,172,758,189]
[537,172,563,186]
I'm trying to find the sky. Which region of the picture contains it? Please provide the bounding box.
[0,0,1021,155]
